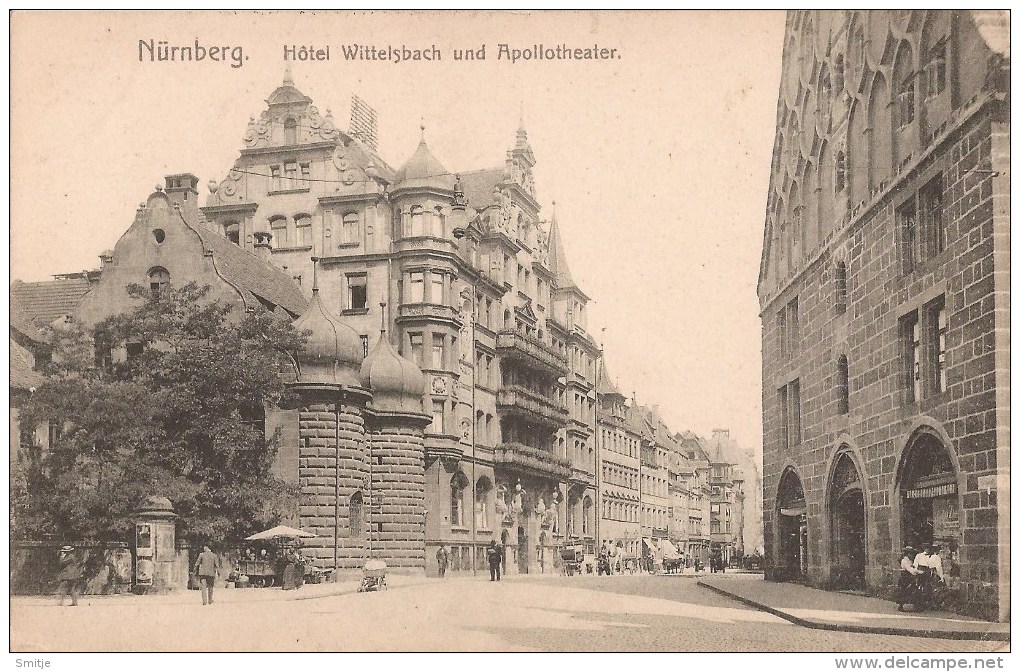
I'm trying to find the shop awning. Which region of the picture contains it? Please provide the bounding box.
[641,537,656,552]
[657,538,681,559]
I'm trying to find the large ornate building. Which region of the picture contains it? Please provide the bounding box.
[15,71,604,577]
[758,11,1008,620]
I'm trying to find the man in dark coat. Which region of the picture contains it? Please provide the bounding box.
[56,546,84,606]
[486,540,502,582]
[193,545,220,605]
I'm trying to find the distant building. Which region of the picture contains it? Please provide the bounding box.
[758,11,1009,620]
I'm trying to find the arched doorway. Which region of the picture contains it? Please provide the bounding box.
[829,452,866,589]
[897,429,959,551]
[775,467,808,581]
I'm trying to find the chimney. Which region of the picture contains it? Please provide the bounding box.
[164,173,200,222]
[253,231,273,262]
[99,250,114,269]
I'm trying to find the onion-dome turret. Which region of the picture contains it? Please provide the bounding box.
[359,302,425,414]
[292,257,363,387]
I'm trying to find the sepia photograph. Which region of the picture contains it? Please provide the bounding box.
[7,9,1011,659]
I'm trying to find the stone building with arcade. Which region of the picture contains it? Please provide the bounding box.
[758,10,1008,619]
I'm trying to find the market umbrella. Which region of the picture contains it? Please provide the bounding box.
[245,525,316,541]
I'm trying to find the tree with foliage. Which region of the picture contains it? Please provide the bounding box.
[14,283,306,544]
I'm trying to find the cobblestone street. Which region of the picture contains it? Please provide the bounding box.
[10,574,1007,653]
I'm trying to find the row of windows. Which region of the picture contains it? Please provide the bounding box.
[407,331,458,371]
[641,506,668,531]
[269,161,311,192]
[602,499,638,523]
[602,462,638,490]
[641,473,668,499]
[600,427,640,459]
[776,295,948,449]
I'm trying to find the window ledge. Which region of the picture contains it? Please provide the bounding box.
[272,245,313,253]
[342,307,369,316]
[335,242,361,249]
[268,187,311,196]
[450,526,471,534]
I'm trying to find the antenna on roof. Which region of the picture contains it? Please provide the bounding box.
[349,95,379,150]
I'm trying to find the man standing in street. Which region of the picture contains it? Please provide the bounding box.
[487,540,502,582]
[436,544,449,578]
[55,546,84,607]
[193,545,220,605]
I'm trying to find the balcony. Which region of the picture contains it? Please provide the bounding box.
[496,385,569,429]
[496,330,568,376]
[396,303,462,327]
[493,442,572,480]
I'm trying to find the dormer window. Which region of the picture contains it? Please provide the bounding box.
[224,221,240,245]
[284,117,297,145]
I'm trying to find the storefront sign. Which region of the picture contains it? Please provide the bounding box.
[906,482,957,499]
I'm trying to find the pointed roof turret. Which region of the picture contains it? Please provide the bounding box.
[266,66,312,107]
[359,302,425,414]
[391,125,454,190]
[596,357,625,399]
[547,204,577,290]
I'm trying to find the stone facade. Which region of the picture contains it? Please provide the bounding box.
[759,11,1009,620]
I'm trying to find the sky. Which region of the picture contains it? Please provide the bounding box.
[10,10,787,459]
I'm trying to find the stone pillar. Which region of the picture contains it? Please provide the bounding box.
[365,411,430,575]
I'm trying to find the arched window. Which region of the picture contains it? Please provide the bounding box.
[148,267,170,298]
[869,73,892,188]
[835,261,848,313]
[837,355,850,415]
[835,150,847,193]
[349,491,364,538]
[894,42,915,128]
[409,206,425,237]
[269,216,288,247]
[451,472,469,527]
[284,117,297,145]
[475,477,492,529]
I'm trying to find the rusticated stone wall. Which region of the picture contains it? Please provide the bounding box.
[297,399,369,570]
[367,422,426,573]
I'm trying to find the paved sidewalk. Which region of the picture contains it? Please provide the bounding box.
[699,577,1009,641]
[13,573,432,607]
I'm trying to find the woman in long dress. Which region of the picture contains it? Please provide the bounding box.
[281,549,297,590]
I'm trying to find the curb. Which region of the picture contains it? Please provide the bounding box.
[697,581,1009,642]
